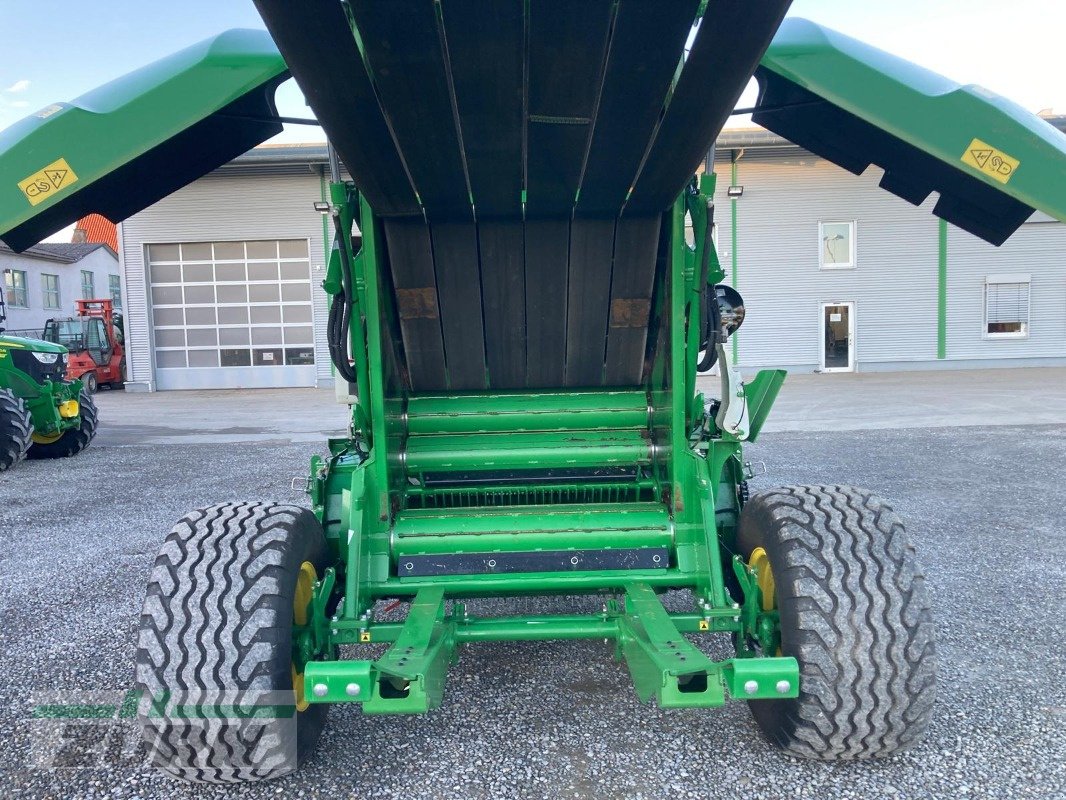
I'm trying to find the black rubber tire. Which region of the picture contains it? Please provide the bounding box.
[0,389,32,471]
[27,388,98,460]
[82,371,98,394]
[737,485,936,760]
[136,502,330,783]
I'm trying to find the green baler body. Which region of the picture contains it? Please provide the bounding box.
[1,3,1063,712]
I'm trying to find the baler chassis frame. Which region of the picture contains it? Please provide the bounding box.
[296,176,795,713]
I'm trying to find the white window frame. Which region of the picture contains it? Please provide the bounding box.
[42,273,60,309]
[81,269,95,300]
[818,220,857,270]
[4,269,28,307]
[983,273,1030,340]
[108,274,123,309]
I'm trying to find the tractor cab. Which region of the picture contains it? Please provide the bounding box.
[43,299,124,392]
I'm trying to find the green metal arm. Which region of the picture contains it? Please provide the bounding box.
[755,18,1066,244]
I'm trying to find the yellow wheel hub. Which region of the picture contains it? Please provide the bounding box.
[748,547,776,612]
[292,560,317,713]
[31,430,63,444]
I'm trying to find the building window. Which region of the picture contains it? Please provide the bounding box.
[109,274,123,309]
[819,221,856,269]
[81,270,95,299]
[4,269,28,307]
[984,274,1030,338]
[42,273,60,309]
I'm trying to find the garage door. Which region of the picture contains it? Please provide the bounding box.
[148,239,317,390]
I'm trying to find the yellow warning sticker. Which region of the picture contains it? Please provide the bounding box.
[17,157,78,206]
[359,631,372,643]
[698,619,710,631]
[960,138,1019,185]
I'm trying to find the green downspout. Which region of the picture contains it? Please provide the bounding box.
[937,219,947,359]
[730,153,739,363]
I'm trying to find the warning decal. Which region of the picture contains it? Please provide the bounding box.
[17,157,79,206]
[960,138,1019,185]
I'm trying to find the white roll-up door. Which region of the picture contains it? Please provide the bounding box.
[147,239,317,389]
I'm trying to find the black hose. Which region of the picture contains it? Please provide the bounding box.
[696,199,719,373]
[327,224,360,386]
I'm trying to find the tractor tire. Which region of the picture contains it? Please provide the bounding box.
[83,371,98,394]
[737,485,936,760]
[136,502,330,783]
[0,389,32,471]
[27,388,98,460]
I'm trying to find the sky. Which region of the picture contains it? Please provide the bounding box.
[1,0,1063,142]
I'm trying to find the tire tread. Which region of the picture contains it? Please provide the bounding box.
[740,484,936,760]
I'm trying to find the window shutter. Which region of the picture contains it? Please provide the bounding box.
[986,282,1029,324]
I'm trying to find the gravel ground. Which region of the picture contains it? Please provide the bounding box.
[0,424,1063,799]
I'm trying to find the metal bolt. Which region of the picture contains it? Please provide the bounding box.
[404,562,414,571]
[570,556,579,565]
[732,602,740,609]
[652,554,661,564]
[487,559,497,568]
[345,683,361,697]
[743,680,759,695]
[331,628,339,636]
[312,683,329,698]
[776,680,791,694]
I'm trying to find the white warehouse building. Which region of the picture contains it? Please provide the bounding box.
[115,124,1065,392]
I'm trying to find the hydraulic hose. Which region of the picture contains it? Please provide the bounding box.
[325,141,360,386]
[696,198,720,373]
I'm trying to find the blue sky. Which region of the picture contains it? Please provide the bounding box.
[1,0,1063,142]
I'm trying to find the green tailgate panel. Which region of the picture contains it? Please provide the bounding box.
[0,29,288,252]
[754,18,1066,245]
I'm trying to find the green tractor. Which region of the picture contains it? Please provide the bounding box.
[0,294,98,470]
[1,0,1064,784]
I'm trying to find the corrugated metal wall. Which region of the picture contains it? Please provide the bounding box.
[119,170,330,390]
[714,151,1065,370]
[946,218,1066,360]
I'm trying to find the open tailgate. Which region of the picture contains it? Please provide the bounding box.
[0,29,288,252]
[753,18,1066,245]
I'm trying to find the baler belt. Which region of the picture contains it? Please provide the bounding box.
[441,0,525,218]
[627,0,792,214]
[348,0,472,220]
[253,0,420,216]
[576,0,700,216]
[383,220,448,391]
[606,217,662,384]
[523,220,570,386]
[479,222,527,388]
[429,222,487,389]
[525,0,613,217]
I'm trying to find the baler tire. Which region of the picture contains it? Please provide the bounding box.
[136,502,330,783]
[27,388,97,460]
[0,389,32,471]
[737,484,936,760]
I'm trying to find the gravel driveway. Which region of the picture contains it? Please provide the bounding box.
[0,395,1063,799]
